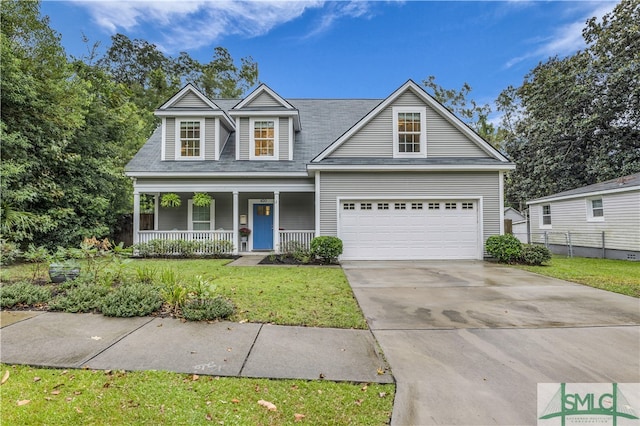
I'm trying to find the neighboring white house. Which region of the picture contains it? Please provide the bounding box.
[504,207,528,243]
[527,173,640,260]
[125,80,515,260]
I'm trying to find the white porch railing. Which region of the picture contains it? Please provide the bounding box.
[279,230,315,251]
[137,230,234,255]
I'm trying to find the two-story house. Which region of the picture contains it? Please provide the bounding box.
[125,80,515,260]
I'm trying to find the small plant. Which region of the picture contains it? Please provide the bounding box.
[520,244,552,266]
[189,275,217,300]
[100,282,163,317]
[135,266,158,284]
[281,241,312,263]
[310,236,343,264]
[49,281,109,313]
[181,296,235,321]
[160,193,181,208]
[485,234,523,264]
[239,227,251,238]
[0,281,52,308]
[192,192,212,207]
[0,238,21,266]
[23,245,51,281]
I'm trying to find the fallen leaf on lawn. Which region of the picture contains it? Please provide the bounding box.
[231,398,240,404]
[258,399,277,411]
[61,370,68,375]
[1,370,10,385]
[239,319,248,324]
[66,397,73,402]
[75,407,83,413]
[379,392,387,398]
[291,384,299,390]
[45,397,52,401]
[192,374,199,381]
[74,391,82,395]
[361,384,368,392]
[205,413,212,421]
[17,400,31,406]
[354,399,363,406]
[317,390,322,394]
[51,390,61,395]
[91,336,102,340]
[377,367,385,375]
[319,373,325,379]
[294,413,306,422]
[160,404,165,414]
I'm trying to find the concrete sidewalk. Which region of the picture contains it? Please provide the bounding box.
[0,311,392,384]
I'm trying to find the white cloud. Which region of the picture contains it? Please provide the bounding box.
[505,2,616,68]
[70,0,376,52]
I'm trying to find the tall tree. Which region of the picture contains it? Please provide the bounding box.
[499,0,640,207]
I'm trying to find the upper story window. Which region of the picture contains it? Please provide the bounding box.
[176,119,204,160]
[250,118,279,160]
[393,106,427,158]
[587,198,604,221]
[541,204,552,228]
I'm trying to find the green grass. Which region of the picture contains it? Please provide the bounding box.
[1,259,368,329]
[0,364,394,425]
[511,256,640,297]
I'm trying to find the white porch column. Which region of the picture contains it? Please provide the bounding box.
[273,191,280,253]
[133,190,140,245]
[153,193,159,230]
[233,191,239,254]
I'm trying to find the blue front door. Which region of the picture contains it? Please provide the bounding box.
[253,204,273,250]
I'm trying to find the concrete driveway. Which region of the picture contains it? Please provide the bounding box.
[343,260,640,425]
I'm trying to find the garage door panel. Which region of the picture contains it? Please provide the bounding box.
[339,199,479,260]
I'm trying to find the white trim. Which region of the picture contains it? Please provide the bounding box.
[133,183,315,193]
[499,171,505,234]
[155,110,235,129]
[233,191,239,254]
[235,117,240,161]
[232,84,296,110]
[214,118,220,161]
[175,118,205,161]
[133,191,140,245]
[273,191,280,253]
[161,117,166,161]
[187,198,216,231]
[249,117,279,161]
[229,110,299,117]
[126,171,311,178]
[157,83,220,110]
[315,171,321,236]
[306,163,516,172]
[248,198,275,251]
[313,80,509,163]
[154,193,159,230]
[586,197,605,222]
[336,195,484,260]
[528,186,640,205]
[288,117,294,161]
[392,106,427,158]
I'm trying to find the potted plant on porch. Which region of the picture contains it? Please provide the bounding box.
[239,227,251,242]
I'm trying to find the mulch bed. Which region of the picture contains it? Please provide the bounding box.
[258,255,337,266]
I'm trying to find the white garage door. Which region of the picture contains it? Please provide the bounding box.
[338,200,480,260]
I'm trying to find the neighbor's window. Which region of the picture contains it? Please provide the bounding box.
[541,204,552,226]
[588,198,604,221]
[393,107,426,158]
[250,118,278,160]
[178,120,204,159]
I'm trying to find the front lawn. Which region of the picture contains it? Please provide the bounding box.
[511,256,640,297]
[1,259,368,329]
[0,364,394,425]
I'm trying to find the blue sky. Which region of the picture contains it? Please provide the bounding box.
[41,0,618,113]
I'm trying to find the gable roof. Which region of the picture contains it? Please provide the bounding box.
[232,83,296,110]
[528,172,640,204]
[229,83,301,130]
[312,80,509,163]
[155,83,235,129]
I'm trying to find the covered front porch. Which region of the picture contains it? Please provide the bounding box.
[132,181,316,255]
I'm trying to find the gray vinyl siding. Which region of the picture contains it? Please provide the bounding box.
[279,118,289,160]
[165,118,175,160]
[172,91,210,108]
[158,193,188,230]
[239,117,250,159]
[529,191,640,251]
[280,193,314,230]
[245,92,282,108]
[205,118,216,161]
[329,90,488,158]
[319,171,500,243]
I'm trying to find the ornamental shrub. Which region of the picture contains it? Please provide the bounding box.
[181,297,235,321]
[0,281,52,308]
[310,236,343,264]
[485,234,522,264]
[0,239,21,266]
[100,282,163,317]
[520,244,552,266]
[49,281,109,313]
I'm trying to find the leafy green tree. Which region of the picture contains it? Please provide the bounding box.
[499,0,640,207]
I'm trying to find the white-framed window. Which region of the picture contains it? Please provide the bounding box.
[587,198,604,221]
[187,199,215,231]
[343,203,355,210]
[250,117,279,160]
[540,204,552,228]
[393,107,427,158]
[176,119,205,160]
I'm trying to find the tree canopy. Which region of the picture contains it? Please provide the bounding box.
[499,0,640,208]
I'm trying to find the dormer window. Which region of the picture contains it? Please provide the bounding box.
[393,107,426,158]
[250,117,279,160]
[176,118,205,160]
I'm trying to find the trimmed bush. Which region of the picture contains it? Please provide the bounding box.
[100,282,163,317]
[281,241,312,263]
[133,239,234,258]
[520,244,552,266]
[485,234,523,264]
[181,297,235,321]
[49,282,109,313]
[310,236,343,264]
[0,282,51,308]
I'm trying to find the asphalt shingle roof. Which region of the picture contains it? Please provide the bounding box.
[529,172,640,203]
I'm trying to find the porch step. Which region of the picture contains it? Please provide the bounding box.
[227,255,265,266]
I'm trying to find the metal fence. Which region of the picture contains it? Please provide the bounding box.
[512,231,606,258]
